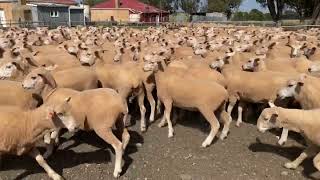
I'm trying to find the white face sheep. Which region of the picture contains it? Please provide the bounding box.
[0,97,76,180]
[257,106,320,171]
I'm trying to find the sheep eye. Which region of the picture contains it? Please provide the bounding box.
[264,117,269,121]
[288,84,294,87]
[31,76,37,80]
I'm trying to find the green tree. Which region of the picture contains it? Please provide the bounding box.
[84,0,106,6]
[284,0,313,21]
[256,0,285,24]
[248,9,265,21]
[208,0,243,19]
[140,0,174,11]
[312,0,320,24]
[173,0,200,14]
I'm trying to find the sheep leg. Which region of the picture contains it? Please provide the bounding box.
[43,129,61,159]
[199,107,220,148]
[163,100,174,138]
[236,101,245,127]
[284,145,317,169]
[51,129,60,144]
[115,118,130,151]
[44,133,51,144]
[227,95,237,117]
[313,152,320,171]
[95,128,123,178]
[156,98,162,115]
[158,115,167,128]
[146,88,156,122]
[278,128,289,146]
[219,110,232,140]
[43,143,54,159]
[138,92,147,132]
[29,148,63,180]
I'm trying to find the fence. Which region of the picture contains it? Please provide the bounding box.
[1,19,320,30]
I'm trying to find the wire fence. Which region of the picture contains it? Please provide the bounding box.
[1,19,320,30]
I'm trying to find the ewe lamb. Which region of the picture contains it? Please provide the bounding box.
[22,68,130,178]
[257,106,320,172]
[143,56,231,147]
[0,97,76,180]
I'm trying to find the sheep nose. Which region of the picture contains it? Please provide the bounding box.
[308,68,312,72]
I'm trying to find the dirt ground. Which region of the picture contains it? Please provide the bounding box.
[0,110,319,180]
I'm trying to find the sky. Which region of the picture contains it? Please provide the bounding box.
[239,0,267,12]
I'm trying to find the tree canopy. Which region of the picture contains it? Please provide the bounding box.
[208,0,243,19]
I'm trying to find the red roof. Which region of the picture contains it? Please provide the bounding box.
[92,0,168,13]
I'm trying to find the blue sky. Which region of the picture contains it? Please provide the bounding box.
[239,0,267,12]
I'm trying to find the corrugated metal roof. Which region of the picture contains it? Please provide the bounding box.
[92,0,168,13]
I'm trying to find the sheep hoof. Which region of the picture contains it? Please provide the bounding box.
[141,127,147,132]
[158,123,165,128]
[236,122,241,127]
[201,142,209,148]
[284,162,298,169]
[50,173,63,180]
[149,118,155,123]
[113,169,122,178]
[278,140,286,146]
[220,133,227,140]
[168,132,174,138]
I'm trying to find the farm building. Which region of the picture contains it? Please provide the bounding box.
[28,0,85,27]
[91,0,169,23]
[0,0,84,27]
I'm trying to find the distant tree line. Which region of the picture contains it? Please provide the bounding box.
[256,0,319,24]
[84,0,320,24]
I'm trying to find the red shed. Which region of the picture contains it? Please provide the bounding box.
[92,0,169,23]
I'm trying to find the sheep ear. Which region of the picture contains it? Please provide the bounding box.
[11,61,24,71]
[94,50,102,59]
[65,97,71,103]
[301,42,308,49]
[38,72,57,88]
[120,48,124,54]
[224,56,231,64]
[25,57,39,67]
[46,106,55,119]
[268,42,277,49]
[157,61,165,72]
[268,101,276,108]
[298,74,307,85]
[130,46,135,52]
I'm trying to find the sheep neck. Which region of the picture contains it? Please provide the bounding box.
[26,106,55,144]
[41,85,57,101]
[277,108,307,133]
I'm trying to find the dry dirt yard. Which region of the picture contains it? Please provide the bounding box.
[0,109,319,180]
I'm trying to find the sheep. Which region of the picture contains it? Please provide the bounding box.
[0,97,77,180]
[0,80,41,109]
[22,68,130,178]
[277,74,320,110]
[257,106,320,172]
[210,58,298,127]
[143,57,232,147]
